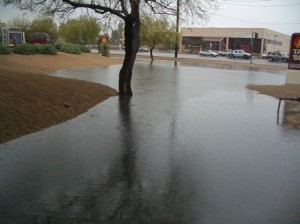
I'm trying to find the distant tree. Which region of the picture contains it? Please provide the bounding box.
[29,17,58,42]
[7,16,30,31]
[59,20,80,44]
[163,23,177,50]
[0,20,5,27]
[7,16,31,42]
[7,17,57,43]
[0,20,6,45]
[118,22,124,35]
[110,30,120,46]
[140,15,176,61]
[59,15,100,45]
[118,22,125,47]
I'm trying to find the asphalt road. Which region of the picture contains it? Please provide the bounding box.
[93,49,288,68]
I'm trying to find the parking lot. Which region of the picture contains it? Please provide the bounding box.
[102,49,289,68]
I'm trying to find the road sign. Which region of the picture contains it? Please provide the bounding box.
[288,33,300,70]
[99,36,108,43]
[8,32,22,46]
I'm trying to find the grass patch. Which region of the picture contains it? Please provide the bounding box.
[101,42,110,57]
[13,44,35,55]
[13,44,57,55]
[59,43,81,54]
[0,45,12,54]
[32,44,57,55]
[78,44,91,53]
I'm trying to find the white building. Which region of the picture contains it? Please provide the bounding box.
[180,27,291,54]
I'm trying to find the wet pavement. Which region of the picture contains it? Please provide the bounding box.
[0,61,299,224]
[106,49,289,68]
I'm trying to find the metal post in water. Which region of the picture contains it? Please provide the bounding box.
[277,98,282,124]
[277,97,300,124]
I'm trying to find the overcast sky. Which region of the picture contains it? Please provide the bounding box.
[0,0,299,36]
[204,0,300,36]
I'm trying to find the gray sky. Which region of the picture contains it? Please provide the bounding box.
[0,0,299,36]
[204,0,300,36]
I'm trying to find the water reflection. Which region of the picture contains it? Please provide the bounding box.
[179,61,284,74]
[101,97,141,222]
[1,61,299,224]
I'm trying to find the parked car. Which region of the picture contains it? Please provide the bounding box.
[29,33,52,44]
[266,51,289,62]
[138,47,149,52]
[261,53,267,58]
[229,49,251,59]
[199,49,218,57]
[218,49,233,56]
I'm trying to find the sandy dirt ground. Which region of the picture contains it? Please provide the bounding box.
[0,53,122,143]
[247,84,300,127]
[0,52,299,143]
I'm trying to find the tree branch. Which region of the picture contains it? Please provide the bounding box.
[62,0,126,20]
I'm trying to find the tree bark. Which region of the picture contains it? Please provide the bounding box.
[119,15,140,97]
[150,48,154,62]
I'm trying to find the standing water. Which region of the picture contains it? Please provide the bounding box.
[0,61,299,224]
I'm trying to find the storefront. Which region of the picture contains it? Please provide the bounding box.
[181,27,290,55]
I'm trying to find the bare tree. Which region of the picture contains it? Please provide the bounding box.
[2,0,219,97]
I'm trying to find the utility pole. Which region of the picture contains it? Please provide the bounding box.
[174,0,180,64]
[250,32,258,65]
[250,32,253,64]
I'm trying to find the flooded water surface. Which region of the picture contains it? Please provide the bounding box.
[0,61,299,224]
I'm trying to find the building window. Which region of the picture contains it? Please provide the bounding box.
[228,38,261,53]
[265,39,282,46]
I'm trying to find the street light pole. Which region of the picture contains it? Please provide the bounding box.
[250,32,253,64]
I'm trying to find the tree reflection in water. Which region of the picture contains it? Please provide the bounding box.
[48,68,194,224]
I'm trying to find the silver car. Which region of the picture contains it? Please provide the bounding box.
[229,49,251,59]
[199,49,218,57]
[218,49,233,56]
[266,51,289,62]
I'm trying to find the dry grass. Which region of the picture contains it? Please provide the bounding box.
[247,84,300,99]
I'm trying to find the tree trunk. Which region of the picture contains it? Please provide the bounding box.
[119,16,140,97]
[150,48,154,62]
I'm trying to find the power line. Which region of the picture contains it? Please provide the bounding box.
[223,0,269,2]
[222,0,295,2]
[221,2,300,7]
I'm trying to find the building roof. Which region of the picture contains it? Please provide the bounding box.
[181,27,290,40]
